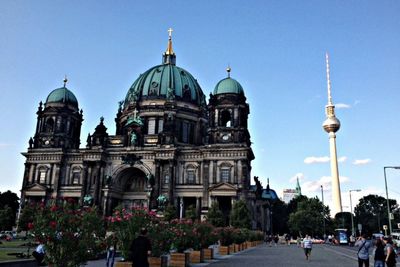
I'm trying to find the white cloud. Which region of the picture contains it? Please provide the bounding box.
[335,103,351,109]
[289,173,305,183]
[301,176,350,194]
[0,143,11,148]
[304,156,330,164]
[353,159,371,165]
[338,156,347,163]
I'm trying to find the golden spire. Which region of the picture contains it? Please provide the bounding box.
[165,27,174,55]
[226,65,231,78]
[63,75,68,87]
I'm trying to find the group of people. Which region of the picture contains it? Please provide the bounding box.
[356,234,397,267]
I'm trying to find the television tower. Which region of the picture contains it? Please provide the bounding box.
[322,53,343,215]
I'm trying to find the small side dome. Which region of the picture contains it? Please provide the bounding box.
[46,86,78,108]
[213,77,244,95]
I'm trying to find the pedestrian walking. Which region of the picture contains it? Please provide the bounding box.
[285,234,291,246]
[374,238,385,267]
[383,236,397,267]
[355,234,372,267]
[130,228,152,267]
[302,235,313,260]
[106,232,117,267]
[273,235,279,246]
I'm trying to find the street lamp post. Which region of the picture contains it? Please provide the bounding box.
[349,189,361,236]
[383,166,400,235]
[321,185,326,239]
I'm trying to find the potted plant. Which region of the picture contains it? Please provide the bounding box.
[193,222,217,260]
[147,220,172,267]
[29,198,105,267]
[107,207,156,264]
[169,219,194,267]
[218,227,234,255]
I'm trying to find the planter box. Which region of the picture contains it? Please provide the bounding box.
[234,244,240,252]
[202,248,214,260]
[229,244,235,253]
[115,262,132,267]
[190,250,204,263]
[219,245,229,255]
[170,252,190,267]
[148,257,161,267]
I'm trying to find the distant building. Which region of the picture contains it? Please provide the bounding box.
[282,189,296,204]
[282,177,302,204]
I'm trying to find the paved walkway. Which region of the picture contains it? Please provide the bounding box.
[87,244,373,267]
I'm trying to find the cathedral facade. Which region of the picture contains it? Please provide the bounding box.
[20,33,255,222]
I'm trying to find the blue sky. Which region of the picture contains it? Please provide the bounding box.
[0,1,399,213]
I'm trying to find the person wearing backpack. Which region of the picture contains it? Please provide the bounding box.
[355,234,372,267]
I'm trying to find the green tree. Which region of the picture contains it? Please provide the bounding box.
[163,204,178,221]
[18,204,38,232]
[288,197,325,237]
[230,200,251,229]
[354,194,399,234]
[0,190,19,229]
[271,199,289,235]
[185,205,197,221]
[206,202,225,227]
[0,206,14,230]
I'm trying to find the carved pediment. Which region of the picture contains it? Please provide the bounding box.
[25,183,50,192]
[23,183,49,196]
[209,183,238,197]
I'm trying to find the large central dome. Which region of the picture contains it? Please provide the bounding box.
[124,33,206,108]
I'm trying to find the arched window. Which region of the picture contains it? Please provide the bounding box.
[219,163,232,183]
[38,166,48,184]
[45,118,54,132]
[71,167,81,184]
[186,164,196,184]
[220,110,232,127]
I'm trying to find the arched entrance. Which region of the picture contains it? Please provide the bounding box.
[109,167,151,211]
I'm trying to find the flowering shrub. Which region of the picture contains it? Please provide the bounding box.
[217,226,235,246]
[169,219,197,252]
[107,207,156,259]
[30,199,105,267]
[232,228,247,244]
[147,220,173,257]
[193,222,218,249]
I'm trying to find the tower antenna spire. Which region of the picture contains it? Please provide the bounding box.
[325,53,333,106]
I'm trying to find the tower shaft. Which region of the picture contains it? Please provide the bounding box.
[329,132,342,215]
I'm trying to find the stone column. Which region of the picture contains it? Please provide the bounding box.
[196,197,201,218]
[202,161,209,207]
[169,160,175,205]
[29,164,35,184]
[80,163,89,206]
[52,163,61,197]
[93,163,101,205]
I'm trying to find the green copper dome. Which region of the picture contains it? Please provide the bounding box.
[46,87,78,107]
[214,77,244,95]
[124,64,206,107]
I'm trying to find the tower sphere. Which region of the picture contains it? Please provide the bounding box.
[323,116,340,133]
